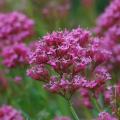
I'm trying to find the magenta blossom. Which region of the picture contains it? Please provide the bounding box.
[97,112,117,120]
[27,27,111,100]
[94,0,120,71]
[2,43,29,68]
[0,105,24,120]
[79,88,92,109]
[95,0,120,35]
[14,76,22,84]
[0,11,34,48]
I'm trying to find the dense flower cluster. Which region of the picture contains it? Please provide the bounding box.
[99,37,120,70]
[95,0,120,35]
[27,27,111,99]
[0,11,34,48]
[0,1,119,120]
[2,43,29,67]
[97,112,117,120]
[0,105,24,120]
[94,0,120,70]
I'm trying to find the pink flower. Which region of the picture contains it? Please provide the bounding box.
[97,112,117,120]
[27,65,49,81]
[94,0,120,70]
[0,11,34,49]
[2,43,29,67]
[14,76,22,84]
[0,105,24,120]
[104,88,112,104]
[95,0,120,35]
[27,27,110,99]
[79,88,92,109]
[42,0,70,20]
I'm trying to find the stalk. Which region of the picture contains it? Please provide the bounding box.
[68,100,79,120]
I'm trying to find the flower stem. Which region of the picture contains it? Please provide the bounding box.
[68,101,79,120]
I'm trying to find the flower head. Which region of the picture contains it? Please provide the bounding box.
[0,105,24,120]
[0,11,34,48]
[94,0,120,71]
[27,27,110,99]
[2,43,29,67]
[97,112,117,120]
[95,0,120,35]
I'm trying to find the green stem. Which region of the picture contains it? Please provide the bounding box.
[90,96,102,112]
[68,101,79,120]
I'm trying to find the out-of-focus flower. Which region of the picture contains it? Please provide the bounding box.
[97,112,117,120]
[95,0,120,35]
[94,0,120,71]
[0,11,34,48]
[100,36,120,70]
[79,88,92,109]
[104,88,112,104]
[27,27,111,100]
[14,76,22,84]
[54,116,71,120]
[42,0,70,21]
[81,97,92,109]
[0,105,24,120]
[2,43,29,68]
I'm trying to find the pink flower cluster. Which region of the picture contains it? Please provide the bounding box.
[102,82,120,115]
[97,112,117,120]
[99,38,120,70]
[94,0,120,70]
[0,11,34,48]
[95,0,120,35]
[2,43,29,67]
[0,105,24,120]
[27,27,111,99]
